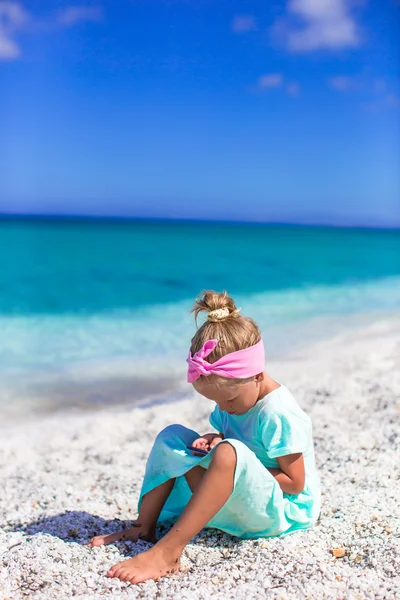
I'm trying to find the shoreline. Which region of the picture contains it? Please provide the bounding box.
[1,309,400,429]
[1,316,400,599]
[0,373,185,428]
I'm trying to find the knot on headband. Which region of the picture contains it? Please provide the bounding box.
[187,338,265,383]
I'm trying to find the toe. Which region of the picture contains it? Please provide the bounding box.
[117,569,130,582]
[89,536,102,547]
[128,571,145,585]
[107,564,119,577]
[112,565,126,579]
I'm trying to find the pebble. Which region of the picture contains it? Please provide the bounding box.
[1,319,400,599]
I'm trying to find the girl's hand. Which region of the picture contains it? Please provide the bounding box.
[191,433,224,454]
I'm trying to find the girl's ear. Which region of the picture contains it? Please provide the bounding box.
[255,372,264,383]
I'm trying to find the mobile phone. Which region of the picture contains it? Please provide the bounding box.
[186,445,209,456]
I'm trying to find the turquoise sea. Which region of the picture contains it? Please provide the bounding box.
[1,217,400,420]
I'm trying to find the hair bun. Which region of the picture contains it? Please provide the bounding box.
[191,290,240,324]
[207,307,230,322]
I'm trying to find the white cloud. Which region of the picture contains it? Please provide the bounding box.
[274,0,361,52]
[327,76,399,110]
[286,82,300,95]
[363,92,400,112]
[58,6,103,27]
[258,73,283,89]
[0,1,29,60]
[327,75,356,90]
[231,15,256,34]
[0,32,18,58]
[256,74,300,96]
[0,3,103,60]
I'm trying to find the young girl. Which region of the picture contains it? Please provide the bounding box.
[89,291,321,584]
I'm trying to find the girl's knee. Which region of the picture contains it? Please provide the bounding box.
[211,441,237,469]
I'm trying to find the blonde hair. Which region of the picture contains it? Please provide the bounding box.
[190,290,261,385]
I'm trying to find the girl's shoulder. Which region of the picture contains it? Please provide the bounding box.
[257,387,313,456]
[258,385,310,426]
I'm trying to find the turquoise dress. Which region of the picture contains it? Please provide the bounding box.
[139,385,321,539]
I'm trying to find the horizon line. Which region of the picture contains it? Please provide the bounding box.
[0,211,399,232]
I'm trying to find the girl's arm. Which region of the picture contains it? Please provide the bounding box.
[268,453,305,494]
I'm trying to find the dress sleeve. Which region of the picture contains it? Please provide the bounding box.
[262,411,310,458]
[209,406,223,432]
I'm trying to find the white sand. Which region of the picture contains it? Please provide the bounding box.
[1,318,400,599]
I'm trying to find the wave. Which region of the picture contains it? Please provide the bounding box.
[1,275,399,421]
[1,275,399,378]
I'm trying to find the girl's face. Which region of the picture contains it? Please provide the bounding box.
[193,373,264,416]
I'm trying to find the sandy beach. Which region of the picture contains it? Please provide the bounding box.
[1,318,399,600]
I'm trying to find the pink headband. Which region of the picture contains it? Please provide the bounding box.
[187,338,265,383]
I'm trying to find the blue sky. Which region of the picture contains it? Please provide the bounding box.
[0,0,399,227]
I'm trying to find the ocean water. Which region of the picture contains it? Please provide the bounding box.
[1,217,400,420]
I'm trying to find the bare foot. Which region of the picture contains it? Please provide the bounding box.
[88,522,156,548]
[107,545,181,584]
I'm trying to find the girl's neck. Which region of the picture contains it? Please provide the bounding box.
[258,373,281,401]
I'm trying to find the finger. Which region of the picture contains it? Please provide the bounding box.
[194,438,207,447]
[210,438,222,449]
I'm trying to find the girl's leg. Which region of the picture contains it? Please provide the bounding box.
[107,442,236,584]
[89,478,176,547]
[90,464,207,547]
[90,424,202,548]
[184,464,206,491]
[89,467,205,548]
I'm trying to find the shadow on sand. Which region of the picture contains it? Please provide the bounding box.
[9,510,236,555]
[8,510,159,552]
